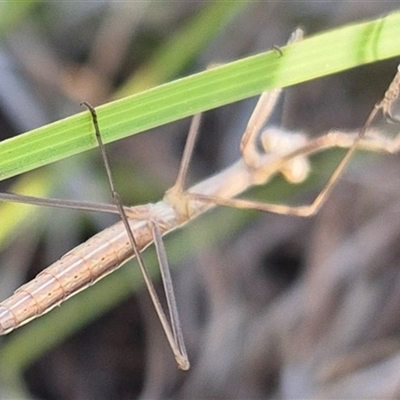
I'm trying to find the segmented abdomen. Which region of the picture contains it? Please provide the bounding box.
[0,209,159,334]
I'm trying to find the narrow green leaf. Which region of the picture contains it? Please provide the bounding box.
[0,12,399,182]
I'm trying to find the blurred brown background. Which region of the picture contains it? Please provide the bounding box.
[0,2,400,399]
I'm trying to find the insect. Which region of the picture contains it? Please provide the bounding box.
[0,34,399,370]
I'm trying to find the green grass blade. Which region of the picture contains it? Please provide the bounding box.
[0,11,399,182]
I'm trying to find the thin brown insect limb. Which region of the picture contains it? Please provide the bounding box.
[240,90,283,169]
[164,65,215,217]
[272,45,284,58]
[169,63,220,199]
[298,63,400,217]
[150,219,188,363]
[171,113,202,194]
[241,28,304,169]
[381,64,400,123]
[80,102,117,198]
[187,65,400,218]
[163,115,201,219]
[0,192,121,214]
[81,102,190,370]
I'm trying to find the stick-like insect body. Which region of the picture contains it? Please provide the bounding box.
[0,50,399,369]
